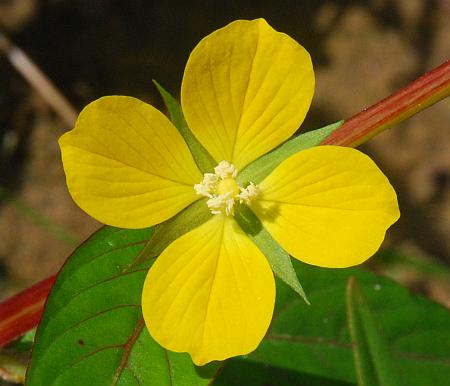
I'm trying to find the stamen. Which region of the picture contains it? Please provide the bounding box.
[195,161,259,216]
[206,195,227,215]
[224,196,235,216]
[214,161,237,179]
[203,173,219,184]
[237,182,260,204]
[194,183,211,197]
[194,173,218,197]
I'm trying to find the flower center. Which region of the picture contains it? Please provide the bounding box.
[216,178,240,196]
[194,160,259,216]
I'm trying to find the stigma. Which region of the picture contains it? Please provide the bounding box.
[194,161,260,216]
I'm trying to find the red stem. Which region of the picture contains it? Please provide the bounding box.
[0,61,449,349]
[322,60,450,146]
[0,275,56,347]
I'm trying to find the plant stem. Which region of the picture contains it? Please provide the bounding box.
[0,60,449,348]
[0,276,56,348]
[322,60,450,146]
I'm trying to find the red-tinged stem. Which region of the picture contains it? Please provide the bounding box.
[0,61,449,348]
[322,60,450,147]
[0,275,56,348]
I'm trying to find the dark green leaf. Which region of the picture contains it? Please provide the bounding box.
[346,277,404,386]
[154,81,216,173]
[5,329,35,352]
[248,260,450,385]
[27,226,220,386]
[237,121,343,185]
[215,359,355,386]
[375,248,450,281]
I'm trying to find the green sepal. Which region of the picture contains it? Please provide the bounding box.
[153,80,216,173]
[235,204,309,304]
[128,198,212,268]
[238,121,343,185]
[346,277,404,386]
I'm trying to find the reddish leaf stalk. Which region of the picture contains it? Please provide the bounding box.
[0,276,56,347]
[322,60,450,147]
[0,61,449,348]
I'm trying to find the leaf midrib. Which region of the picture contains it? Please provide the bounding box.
[112,318,146,385]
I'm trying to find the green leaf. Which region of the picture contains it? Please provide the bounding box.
[346,277,404,386]
[215,359,355,386]
[235,205,308,304]
[237,121,343,185]
[27,226,220,386]
[375,248,450,281]
[248,260,450,385]
[154,81,216,173]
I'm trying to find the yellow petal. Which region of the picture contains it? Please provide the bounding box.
[141,215,275,365]
[253,146,400,268]
[59,96,202,228]
[181,18,314,170]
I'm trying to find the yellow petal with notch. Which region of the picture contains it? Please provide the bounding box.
[141,215,275,365]
[253,146,400,268]
[181,18,314,170]
[59,96,202,229]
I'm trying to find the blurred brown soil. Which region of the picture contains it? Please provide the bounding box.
[0,0,449,305]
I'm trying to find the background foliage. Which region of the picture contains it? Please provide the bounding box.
[26,225,450,385]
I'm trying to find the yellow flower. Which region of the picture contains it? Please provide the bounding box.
[59,19,399,365]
